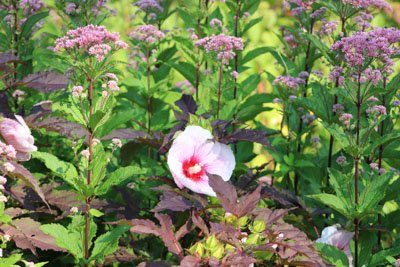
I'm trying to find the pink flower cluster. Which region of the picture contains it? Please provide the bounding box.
[54,25,128,62]
[273,75,305,90]
[134,0,163,12]
[339,113,353,127]
[19,0,44,16]
[196,34,244,64]
[176,80,196,95]
[130,25,166,44]
[331,28,400,71]
[342,0,391,10]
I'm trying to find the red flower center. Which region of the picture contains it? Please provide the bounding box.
[182,157,204,181]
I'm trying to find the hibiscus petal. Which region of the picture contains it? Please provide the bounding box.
[204,142,235,181]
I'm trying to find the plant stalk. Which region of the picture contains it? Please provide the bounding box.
[377,77,387,245]
[195,0,201,101]
[354,72,362,267]
[217,65,223,119]
[85,77,94,260]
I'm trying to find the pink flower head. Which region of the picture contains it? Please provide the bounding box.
[273,75,305,90]
[167,125,235,196]
[133,0,163,12]
[0,115,37,161]
[130,25,165,44]
[316,225,354,266]
[342,0,391,10]
[331,28,400,71]
[54,25,127,59]
[196,34,244,64]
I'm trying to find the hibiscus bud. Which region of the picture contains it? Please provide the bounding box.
[0,115,37,161]
[0,176,7,185]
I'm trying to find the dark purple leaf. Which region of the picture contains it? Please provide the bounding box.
[254,208,288,227]
[24,100,53,125]
[208,174,238,215]
[175,94,197,119]
[0,217,65,255]
[155,213,183,255]
[21,71,69,92]
[261,184,303,208]
[33,117,88,139]
[0,52,19,64]
[0,91,11,118]
[101,129,150,140]
[236,186,261,218]
[130,219,161,236]
[104,247,138,265]
[138,262,171,267]
[223,252,257,266]
[0,163,49,208]
[191,211,209,236]
[153,190,193,212]
[175,219,192,241]
[219,128,271,147]
[180,256,201,267]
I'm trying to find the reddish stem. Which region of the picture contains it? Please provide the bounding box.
[217,65,223,119]
[85,77,94,259]
[354,72,362,267]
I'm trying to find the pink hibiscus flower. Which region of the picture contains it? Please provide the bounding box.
[316,225,354,266]
[0,115,37,161]
[167,125,235,196]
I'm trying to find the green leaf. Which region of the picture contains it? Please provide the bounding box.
[360,172,392,214]
[90,143,107,189]
[95,166,146,196]
[310,193,351,218]
[89,226,129,263]
[265,47,297,74]
[0,254,22,266]
[20,11,49,38]
[33,151,79,191]
[242,16,263,34]
[315,243,349,267]
[363,132,400,156]
[89,208,104,218]
[369,246,400,266]
[41,224,82,259]
[239,73,261,96]
[242,47,269,65]
[169,62,196,84]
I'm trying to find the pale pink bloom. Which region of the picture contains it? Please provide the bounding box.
[81,149,90,159]
[3,234,10,241]
[0,196,7,203]
[102,90,109,97]
[92,139,101,146]
[0,176,6,185]
[12,90,25,98]
[316,225,354,267]
[3,162,15,173]
[0,115,37,161]
[70,207,79,213]
[107,80,119,91]
[167,125,235,196]
[112,138,122,148]
[72,85,84,97]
